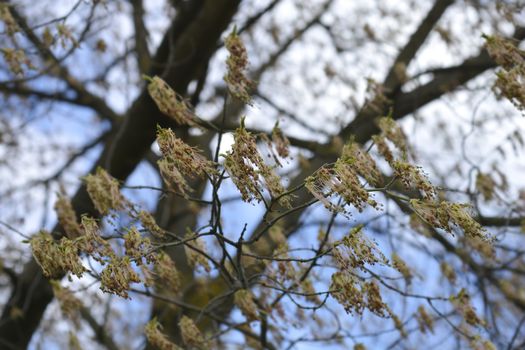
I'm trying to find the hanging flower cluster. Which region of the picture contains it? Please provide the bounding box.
[123,227,153,264]
[271,122,290,159]
[373,116,435,199]
[234,289,260,321]
[157,127,215,197]
[147,75,198,126]
[137,210,165,238]
[410,200,489,240]
[224,27,254,104]
[145,318,182,350]
[100,256,141,299]
[85,167,126,215]
[179,315,208,349]
[31,231,85,279]
[391,253,412,283]
[416,305,434,334]
[154,252,181,294]
[51,281,83,321]
[0,4,18,36]
[332,225,387,270]
[330,273,392,319]
[54,192,83,239]
[305,143,380,214]
[341,142,382,186]
[184,231,211,272]
[485,34,525,112]
[451,289,484,327]
[224,121,287,205]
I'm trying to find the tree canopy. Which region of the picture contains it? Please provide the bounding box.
[1,0,525,349]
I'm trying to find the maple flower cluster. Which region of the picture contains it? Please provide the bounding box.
[179,315,208,349]
[31,231,85,279]
[54,192,83,239]
[485,34,525,112]
[373,117,435,199]
[147,76,197,126]
[305,142,381,214]
[184,231,211,272]
[100,256,141,299]
[410,199,489,240]
[224,122,287,205]
[32,168,187,300]
[332,226,387,270]
[234,289,260,321]
[145,318,182,350]
[224,28,254,104]
[154,252,181,294]
[157,127,215,196]
[330,272,394,320]
[451,289,484,327]
[85,167,126,215]
[51,281,83,320]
